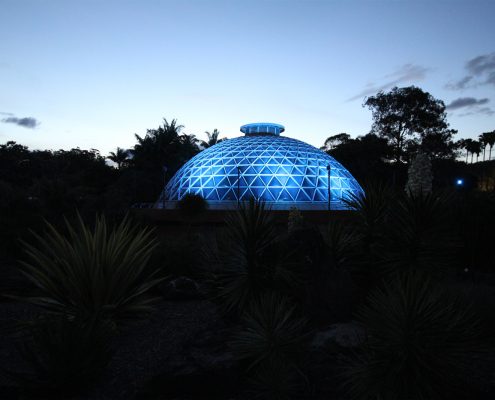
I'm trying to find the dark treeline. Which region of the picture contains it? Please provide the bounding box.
[1,86,495,259]
[321,86,495,189]
[0,118,206,257]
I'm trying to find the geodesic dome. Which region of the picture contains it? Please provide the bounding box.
[158,123,363,210]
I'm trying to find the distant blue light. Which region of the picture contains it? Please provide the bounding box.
[456,179,464,186]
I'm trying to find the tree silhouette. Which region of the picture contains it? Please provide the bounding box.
[465,139,482,163]
[130,118,200,201]
[456,139,470,163]
[108,147,129,169]
[201,129,226,149]
[321,133,351,151]
[178,133,200,161]
[324,133,394,183]
[480,130,495,161]
[132,118,187,171]
[365,86,453,162]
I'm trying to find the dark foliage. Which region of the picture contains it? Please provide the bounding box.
[380,190,460,275]
[365,86,456,162]
[343,272,489,400]
[131,118,200,200]
[454,191,495,272]
[17,215,162,325]
[10,315,112,399]
[216,199,278,314]
[230,293,310,400]
[326,133,397,185]
[215,199,309,315]
[177,193,208,216]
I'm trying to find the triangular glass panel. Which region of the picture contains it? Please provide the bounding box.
[250,176,265,187]
[296,189,311,201]
[267,187,281,201]
[260,175,273,185]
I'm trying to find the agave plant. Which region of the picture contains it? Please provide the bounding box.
[18,214,162,324]
[342,182,392,289]
[342,181,391,250]
[381,190,459,275]
[230,293,309,399]
[343,272,485,400]
[325,219,359,270]
[216,198,278,314]
[230,293,309,370]
[11,315,112,398]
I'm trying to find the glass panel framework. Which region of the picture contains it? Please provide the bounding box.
[160,135,364,209]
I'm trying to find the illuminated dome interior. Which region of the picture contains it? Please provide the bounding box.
[158,123,364,210]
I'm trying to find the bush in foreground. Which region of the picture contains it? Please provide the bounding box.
[11,315,112,399]
[343,272,487,400]
[18,214,162,325]
[230,293,310,399]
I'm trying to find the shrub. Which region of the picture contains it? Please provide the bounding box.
[381,191,459,275]
[11,315,112,398]
[18,214,162,325]
[177,193,208,216]
[230,293,310,399]
[343,272,486,400]
[343,181,391,251]
[216,198,278,314]
[342,182,391,289]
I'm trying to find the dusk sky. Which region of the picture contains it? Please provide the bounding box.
[1,0,494,154]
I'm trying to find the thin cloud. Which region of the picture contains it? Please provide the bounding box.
[1,116,40,129]
[446,97,493,117]
[446,97,489,110]
[0,111,14,116]
[466,53,495,75]
[348,64,429,101]
[446,52,495,90]
[458,108,495,117]
[445,76,473,90]
[478,107,495,116]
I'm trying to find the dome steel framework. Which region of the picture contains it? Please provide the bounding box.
[158,123,364,210]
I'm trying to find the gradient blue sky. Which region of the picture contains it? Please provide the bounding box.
[1,0,494,154]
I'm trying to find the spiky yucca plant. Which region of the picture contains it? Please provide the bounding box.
[216,198,278,314]
[341,182,391,289]
[381,191,459,275]
[19,215,161,324]
[325,219,358,270]
[343,182,391,249]
[230,293,308,370]
[230,293,309,399]
[344,272,484,400]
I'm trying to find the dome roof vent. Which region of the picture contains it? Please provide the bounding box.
[240,122,285,136]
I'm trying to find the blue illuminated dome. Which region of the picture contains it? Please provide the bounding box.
[158,123,364,210]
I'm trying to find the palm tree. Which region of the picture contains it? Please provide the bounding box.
[108,147,129,169]
[466,140,482,163]
[177,133,200,160]
[132,118,184,170]
[481,130,495,160]
[201,129,225,149]
[456,139,470,163]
